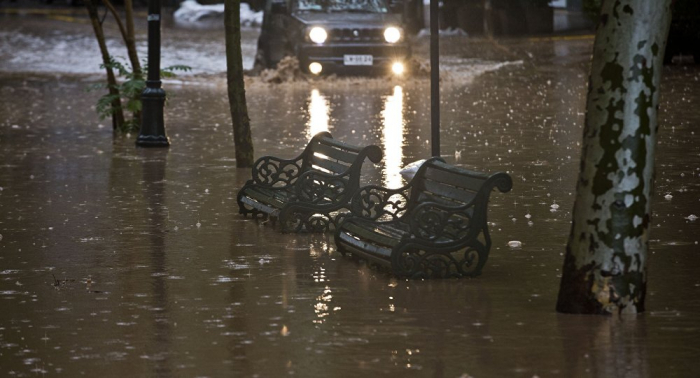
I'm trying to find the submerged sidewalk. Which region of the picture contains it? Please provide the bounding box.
[2,10,700,377]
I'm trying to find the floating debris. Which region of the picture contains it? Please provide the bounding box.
[280,325,290,337]
[664,194,673,200]
[507,241,523,248]
[686,214,698,221]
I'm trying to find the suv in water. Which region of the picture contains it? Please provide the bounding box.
[254,0,411,75]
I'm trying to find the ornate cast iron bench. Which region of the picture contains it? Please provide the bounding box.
[334,158,512,278]
[237,132,383,232]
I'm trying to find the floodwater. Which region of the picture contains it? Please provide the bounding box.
[1,5,700,378]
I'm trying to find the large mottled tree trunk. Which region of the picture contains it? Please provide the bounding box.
[556,0,672,315]
[224,0,254,167]
[85,0,125,131]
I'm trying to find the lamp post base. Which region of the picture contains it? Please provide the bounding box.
[136,85,169,148]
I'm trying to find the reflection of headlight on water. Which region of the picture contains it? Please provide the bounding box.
[309,27,328,44]
[309,62,323,75]
[391,62,405,75]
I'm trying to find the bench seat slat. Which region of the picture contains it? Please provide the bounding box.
[341,220,408,250]
[243,186,291,209]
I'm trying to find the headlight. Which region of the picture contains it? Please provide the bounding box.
[309,62,323,75]
[384,27,401,43]
[309,27,328,44]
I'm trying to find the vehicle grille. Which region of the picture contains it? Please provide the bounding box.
[330,28,384,42]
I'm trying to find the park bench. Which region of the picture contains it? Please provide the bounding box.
[237,132,383,232]
[333,157,513,278]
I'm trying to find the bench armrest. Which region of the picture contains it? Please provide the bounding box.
[251,155,305,189]
[349,184,413,222]
[408,201,474,242]
[294,169,352,204]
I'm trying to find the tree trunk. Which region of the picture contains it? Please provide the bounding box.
[123,0,142,76]
[224,0,255,167]
[556,0,672,315]
[85,0,125,131]
[483,0,494,38]
[101,0,142,127]
[123,0,142,126]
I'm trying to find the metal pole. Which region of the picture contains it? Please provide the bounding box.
[430,0,440,157]
[137,0,170,147]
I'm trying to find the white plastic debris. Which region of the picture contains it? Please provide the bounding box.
[507,240,523,248]
[686,214,698,221]
[399,159,427,181]
[664,194,673,200]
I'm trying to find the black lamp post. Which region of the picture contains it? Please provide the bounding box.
[137,0,170,147]
[430,0,440,157]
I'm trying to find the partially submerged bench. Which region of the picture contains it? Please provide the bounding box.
[237,132,383,232]
[334,158,512,278]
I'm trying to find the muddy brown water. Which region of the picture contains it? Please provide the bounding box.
[1,9,700,378]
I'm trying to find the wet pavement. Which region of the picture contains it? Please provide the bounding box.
[1,4,700,378]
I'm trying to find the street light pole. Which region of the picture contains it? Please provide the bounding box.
[430,0,440,157]
[137,0,170,147]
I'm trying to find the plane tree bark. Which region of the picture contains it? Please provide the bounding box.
[556,0,673,315]
[224,0,255,167]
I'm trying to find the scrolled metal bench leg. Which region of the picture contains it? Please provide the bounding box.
[280,210,305,233]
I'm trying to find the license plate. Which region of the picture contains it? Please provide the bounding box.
[343,55,373,66]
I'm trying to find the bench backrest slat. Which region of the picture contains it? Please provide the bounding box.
[300,133,381,177]
[418,178,479,207]
[410,163,488,211]
[309,153,352,175]
[312,141,359,165]
[423,165,490,194]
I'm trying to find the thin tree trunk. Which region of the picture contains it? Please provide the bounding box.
[123,0,141,75]
[85,0,125,131]
[556,0,672,315]
[100,0,141,75]
[122,0,142,126]
[224,0,255,167]
[102,0,142,127]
